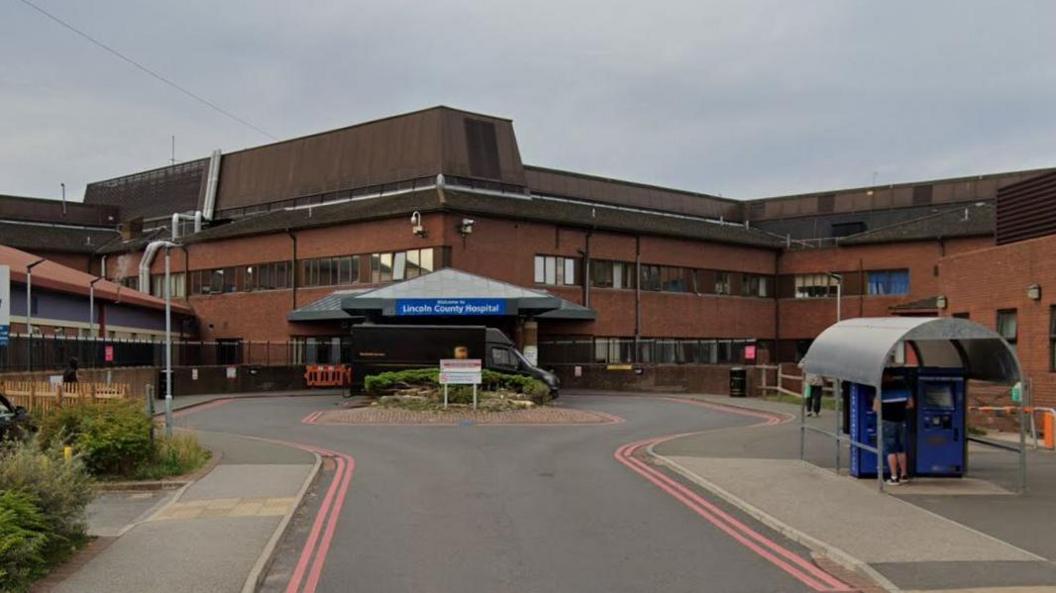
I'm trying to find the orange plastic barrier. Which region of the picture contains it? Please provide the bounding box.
[304,365,353,388]
[970,405,1055,450]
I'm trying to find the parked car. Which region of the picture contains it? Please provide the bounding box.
[0,393,33,441]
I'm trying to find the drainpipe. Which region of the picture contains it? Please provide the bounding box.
[634,235,641,363]
[774,248,781,363]
[582,230,592,307]
[100,255,108,279]
[287,229,298,308]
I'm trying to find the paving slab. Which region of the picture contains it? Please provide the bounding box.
[180,463,312,501]
[85,490,176,537]
[661,456,1039,564]
[51,516,281,593]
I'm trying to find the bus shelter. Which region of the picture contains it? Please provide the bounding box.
[798,317,1025,491]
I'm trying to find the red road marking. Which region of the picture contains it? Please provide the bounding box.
[285,454,346,593]
[615,400,852,592]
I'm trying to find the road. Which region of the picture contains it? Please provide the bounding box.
[179,393,849,593]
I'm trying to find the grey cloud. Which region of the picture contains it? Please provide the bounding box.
[1,0,1054,201]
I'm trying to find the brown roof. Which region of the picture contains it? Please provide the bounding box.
[0,244,192,314]
[155,188,782,249]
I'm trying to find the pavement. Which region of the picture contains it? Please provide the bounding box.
[49,428,319,593]
[650,394,1056,592]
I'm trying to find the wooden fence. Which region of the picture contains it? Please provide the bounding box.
[0,381,132,414]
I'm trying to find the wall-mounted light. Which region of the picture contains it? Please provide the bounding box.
[936,295,948,310]
[410,211,426,237]
[1027,284,1041,301]
[458,218,475,236]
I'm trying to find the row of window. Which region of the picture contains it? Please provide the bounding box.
[793,269,910,299]
[535,255,772,297]
[539,337,759,365]
[148,247,444,296]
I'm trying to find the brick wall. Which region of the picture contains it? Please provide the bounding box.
[777,237,991,342]
[939,233,1056,408]
[552,363,763,396]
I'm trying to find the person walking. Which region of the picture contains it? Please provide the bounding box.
[805,372,824,417]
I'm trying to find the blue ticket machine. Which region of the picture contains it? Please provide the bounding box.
[912,371,966,477]
[849,382,878,478]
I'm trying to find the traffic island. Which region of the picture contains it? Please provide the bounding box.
[304,405,621,425]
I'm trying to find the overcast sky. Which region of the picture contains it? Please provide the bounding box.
[3,1,1055,202]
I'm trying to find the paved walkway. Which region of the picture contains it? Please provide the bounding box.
[51,430,318,593]
[651,394,1056,592]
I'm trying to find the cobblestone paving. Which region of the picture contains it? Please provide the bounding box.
[312,405,621,425]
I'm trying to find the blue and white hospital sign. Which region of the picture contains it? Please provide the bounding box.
[0,265,10,347]
[395,298,507,317]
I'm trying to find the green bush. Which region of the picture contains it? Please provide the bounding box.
[133,433,211,481]
[363,368,439,394]
[0,439,93,587]
[364,368,551,403]
[0,490,49,592]
[38,400,155,478]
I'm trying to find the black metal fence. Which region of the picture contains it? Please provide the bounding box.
[0,335,315,372]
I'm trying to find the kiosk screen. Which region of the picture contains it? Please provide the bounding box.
[923,383,955,409]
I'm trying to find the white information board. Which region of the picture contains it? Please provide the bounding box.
[439,359,482,385]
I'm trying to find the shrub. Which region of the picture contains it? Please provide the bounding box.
[134,433,211,481]
[364,368,439,394]
[364,368,551,404]
[38,401,155,477]
[0,490,48,592]
[0,439,93,581]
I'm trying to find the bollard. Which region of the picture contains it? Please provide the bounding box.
[64,446,73,462]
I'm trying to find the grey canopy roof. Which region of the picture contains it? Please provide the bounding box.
[799,317,1021,388]
[288,268,595,321]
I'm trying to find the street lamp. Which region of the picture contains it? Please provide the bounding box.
[143,240,177,437]
[828,272,843,322]
[25,258,45,371]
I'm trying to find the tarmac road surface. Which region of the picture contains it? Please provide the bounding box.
[179,393,849,593]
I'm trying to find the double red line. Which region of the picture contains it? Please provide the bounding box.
[284,443,355,593]
[615,400,851,592]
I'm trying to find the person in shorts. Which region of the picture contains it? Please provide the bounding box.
[874,371,913,485]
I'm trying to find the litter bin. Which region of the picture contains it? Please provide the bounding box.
[729,367,747,398]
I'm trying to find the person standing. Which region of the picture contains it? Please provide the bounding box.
[62,357,80,384]
[874,373,913,485]
[805,372,824,417]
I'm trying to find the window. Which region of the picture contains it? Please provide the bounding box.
[533,255,577,286]
[640,265,661,291]
[741,274,770,297]
[714,272,731,295]
[151,273,186,298]
[1050,307,1056,371]
[997,309,1017,352]
[953,312,969,320]
[591,261,614,288]
[491,346,515,370]
[867,270,909,296]
[794,274,838,298]
[661,267,694,293]
[372,249,437,284]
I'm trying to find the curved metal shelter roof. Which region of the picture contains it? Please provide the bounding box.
[799,317,1020,388]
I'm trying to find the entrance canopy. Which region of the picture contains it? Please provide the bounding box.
[287,268,595,321]
[799,317,1020,388]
